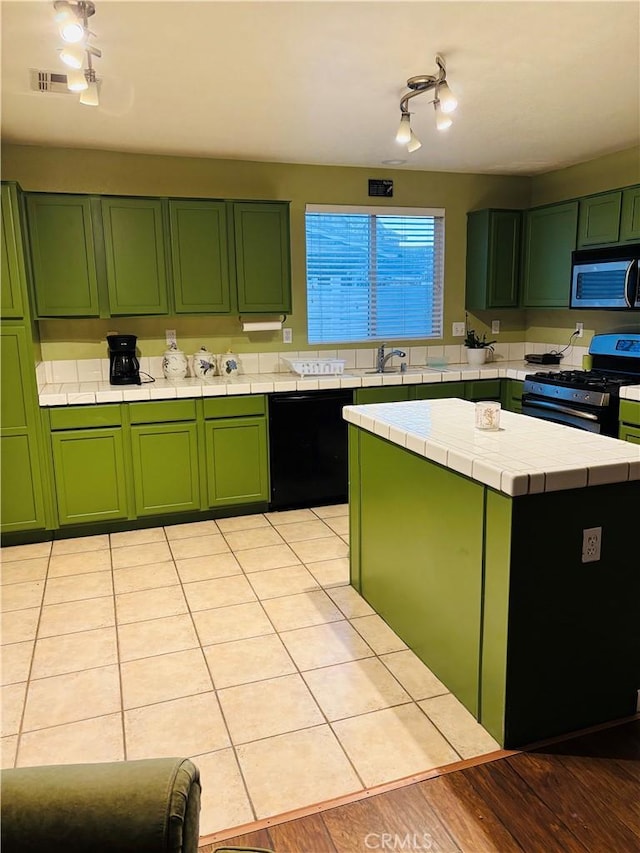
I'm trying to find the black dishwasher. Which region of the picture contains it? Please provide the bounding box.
[268,389,354,510]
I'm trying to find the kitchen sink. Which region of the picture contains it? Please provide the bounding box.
[363,366,444,374]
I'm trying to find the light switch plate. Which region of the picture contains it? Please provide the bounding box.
[491,320,500,334]
[452,322,465,337]
[283,328,292,344]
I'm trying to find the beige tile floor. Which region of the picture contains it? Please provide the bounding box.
[0,504,500,836]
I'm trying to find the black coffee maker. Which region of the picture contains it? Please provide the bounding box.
[107,334,141,385]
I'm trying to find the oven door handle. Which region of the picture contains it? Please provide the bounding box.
[522,398,600,422]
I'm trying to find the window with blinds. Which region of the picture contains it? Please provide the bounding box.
[305,205,444,344]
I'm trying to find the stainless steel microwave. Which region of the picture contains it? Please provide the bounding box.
[570,244,640,310]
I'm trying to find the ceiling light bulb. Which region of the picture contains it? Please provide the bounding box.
[79,79,99,106]
[434,101,452,131]
[66,67,88,91]
[407,130,422,153]
[395,114,412,145]
[437,80,458,114]
[59,45,84,69]
[60,19,85,42]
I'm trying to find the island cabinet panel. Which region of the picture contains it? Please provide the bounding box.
[490,484,640,748]
[620,186,640,242]
[577,191,622,247]
[521,202,578,307]
[51,427,129,525]
[26,194,100,317]
[102,197,168,315]
[169,199,232,314]
[204,416,268,507]
[353,429,485,716]
[1,184,25,318]
[0,328,46,533]
[130,422,201,516]
[234,202,291,313]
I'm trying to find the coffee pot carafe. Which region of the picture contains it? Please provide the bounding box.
[107,334,141,385]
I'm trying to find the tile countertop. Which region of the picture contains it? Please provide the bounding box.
[39,360,640,406]
[343,398,640,497]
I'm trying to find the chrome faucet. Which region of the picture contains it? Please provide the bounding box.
[376,342,407,373]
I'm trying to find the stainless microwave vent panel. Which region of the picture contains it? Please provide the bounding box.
[29,69,74,95]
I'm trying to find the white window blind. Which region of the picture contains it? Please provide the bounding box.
[305,204,444,345]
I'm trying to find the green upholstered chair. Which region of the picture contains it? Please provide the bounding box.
[1,757,201,853]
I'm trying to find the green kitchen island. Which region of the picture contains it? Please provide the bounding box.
[345,398,640,749]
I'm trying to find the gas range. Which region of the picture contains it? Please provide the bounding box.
[522,333,640,435]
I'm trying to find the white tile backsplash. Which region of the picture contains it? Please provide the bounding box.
[355,349,375,369]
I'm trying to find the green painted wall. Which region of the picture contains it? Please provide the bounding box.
[2,144,637,360]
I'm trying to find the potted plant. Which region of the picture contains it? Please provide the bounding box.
[463,324,496,365]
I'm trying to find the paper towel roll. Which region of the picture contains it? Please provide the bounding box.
[242,321,283,332]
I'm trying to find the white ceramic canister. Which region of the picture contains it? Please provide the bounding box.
[162,344,188,380]
[218,350,240,377]
[192,346,217,380]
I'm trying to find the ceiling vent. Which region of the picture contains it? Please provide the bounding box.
[30,69,74,94]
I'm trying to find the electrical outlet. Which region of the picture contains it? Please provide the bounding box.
[575,322,584,338]
[165,329,176,347]
[452,322,466,337]
[582,526,602,563]
[491,320,500,334]
[282,328,292,344]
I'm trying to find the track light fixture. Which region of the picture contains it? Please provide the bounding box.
[52,0,102,106]
[395,54,458,153]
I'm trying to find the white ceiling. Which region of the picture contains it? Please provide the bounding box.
[1,0,639,176]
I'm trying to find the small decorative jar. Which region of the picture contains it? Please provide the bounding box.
[162,344,188,380]
[218,350,240,377]
[192,346,217,380]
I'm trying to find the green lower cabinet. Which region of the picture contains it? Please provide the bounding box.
[131,422,201,516]
[501,379,524,413]
[1,326,46,533]
[619,424,640,444]
[413,382,465,400]
[1,434,46,532]
[205,416,268,507]
[355,386,411,404]
[464,379,501,401]
[618,400,640,444]
[51,428,128,525]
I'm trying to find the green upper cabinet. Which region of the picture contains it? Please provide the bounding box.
[465,209,521,310]
[1,184,25,319]
[577,191,622,248]
[102,197,168,315]
[1,326,46,532]
[26,193,100,318]
[233,202,291,313]
[521,201,578,308]
[169,199,231,314]
[620,187,640,242]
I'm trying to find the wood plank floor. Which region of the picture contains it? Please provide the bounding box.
[200,719,640,852]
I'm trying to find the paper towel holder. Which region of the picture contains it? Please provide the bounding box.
[240,314,287,333]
